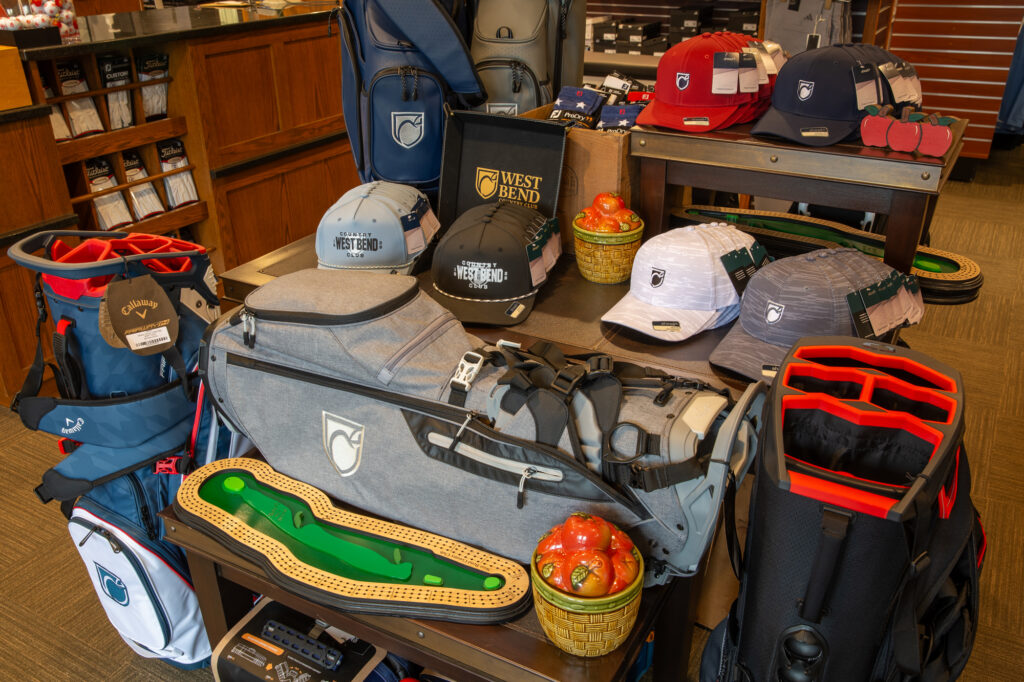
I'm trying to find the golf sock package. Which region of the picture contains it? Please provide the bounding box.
[41,80,72,142]
[98,53,134,130]
[136,52,169,122]
[157,139,199,209]
[85,157,133,230]
[57,61,104,138]
[122,150,165,221]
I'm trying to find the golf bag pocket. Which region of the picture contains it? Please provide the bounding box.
[69,500,208,668]
[367,69,446,184]
[472,0,552,114]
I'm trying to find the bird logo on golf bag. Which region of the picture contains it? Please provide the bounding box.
[323,411,365,477]
[96,563,129,606]
[392,112,425,149]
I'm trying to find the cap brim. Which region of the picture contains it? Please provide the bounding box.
[428,283,536,327]
[637,98,742,133]
[601,291,739,342]
[709,320,789,382]
[751,106,861,147]
[318,260,416,275]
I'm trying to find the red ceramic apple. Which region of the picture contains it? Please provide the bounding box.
[886,108,921,153]
[917,113,954,157]
[860,105,893,148]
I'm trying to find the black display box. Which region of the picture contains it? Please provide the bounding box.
[669,26,700,44]
[438,111,568,232]
[0,26,60,49]
[592,21,619,43]
[727,11,760,35]
[670,8,711,29]
[641,37,669,55]
[618,21,661,44]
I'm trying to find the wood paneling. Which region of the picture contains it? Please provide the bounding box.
[0,114,72,233]
[885,1,1024,159]
[276,33,344,129]
[72,0,141,16]
[190,23,346,170]
[0,254,55,405]
[213,139,360,269]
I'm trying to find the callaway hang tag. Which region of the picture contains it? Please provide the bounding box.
[720,248,757,295]
[852,63,880,110]
[711,53,740,95]
[101,275,179,356]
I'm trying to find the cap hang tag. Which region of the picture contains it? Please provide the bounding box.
[101,275,180,356]
[738,53,760,93]
[720,249,757,295]
[805,33,820,50]
[711,53,740,95]
[749,241,771,268]
[743,47,770,84]
[852,64,880,109]
[846,289,878,340]
[761,364,779,381]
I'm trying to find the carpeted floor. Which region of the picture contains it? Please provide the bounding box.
[0,143,1020,681]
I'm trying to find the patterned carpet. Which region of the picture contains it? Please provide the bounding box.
[0,143,1020,681]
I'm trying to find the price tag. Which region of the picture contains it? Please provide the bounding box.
[738,53,760,93]
[711,53,740,95]
[720,248,757,295]
[743,47,769,84]
[527,242,546,287]
[852,63,880,110]
[753,42,778,75]
[846,290,877,339]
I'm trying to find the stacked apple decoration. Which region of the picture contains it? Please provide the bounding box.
[574,192,642,234]
[534,513,640,598]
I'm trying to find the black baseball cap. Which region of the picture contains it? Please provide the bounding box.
[752,45,868,147]
[430,203,544,326]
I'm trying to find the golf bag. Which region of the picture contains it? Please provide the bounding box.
[336,0,486,198]
[701,337,985,682]
[8,231,232,668]
[203,268,765,584]
[472,0,586,116]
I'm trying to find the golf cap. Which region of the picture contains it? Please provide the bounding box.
[430,203,548,326]
[316,181,438,274]
[637,32,756,133]
[602,223,763,342]
[710,248,917,382]
[752,45,871,147]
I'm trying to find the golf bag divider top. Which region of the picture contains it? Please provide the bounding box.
[702,336,985,682]
[203,267,765,582]
[7,230,228,668]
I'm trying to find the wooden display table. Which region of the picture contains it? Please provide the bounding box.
[631,122,966,274]
[162,480,696,682]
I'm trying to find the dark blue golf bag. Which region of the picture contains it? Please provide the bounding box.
[8,231,233,668]
[336,0,486,198]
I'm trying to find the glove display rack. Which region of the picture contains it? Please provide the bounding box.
[26,49,208,236]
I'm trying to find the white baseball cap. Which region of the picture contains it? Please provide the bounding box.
[316,181,438,274]
[601,223,762,342]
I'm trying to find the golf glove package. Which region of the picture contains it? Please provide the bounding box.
[122,150,165,221]
[86,157,133,231]
[58,61,103,138]
[157,139,199,209]
[136,53,169,122]
[98,53,134,130]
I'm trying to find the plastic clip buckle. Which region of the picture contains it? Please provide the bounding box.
[154,456,183,475]
[450,351,484,393]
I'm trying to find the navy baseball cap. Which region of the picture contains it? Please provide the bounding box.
[752,46,867,147]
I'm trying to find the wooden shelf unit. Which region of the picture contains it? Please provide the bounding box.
[24,46,207,239]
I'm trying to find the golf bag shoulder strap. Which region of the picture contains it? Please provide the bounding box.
[349,0,485,102]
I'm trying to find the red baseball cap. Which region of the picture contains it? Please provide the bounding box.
[637,33,754,133]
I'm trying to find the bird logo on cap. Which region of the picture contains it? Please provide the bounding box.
[676,73,690,91]
[651,268,666,288]
[797,80,815,101]
[765,301,785,324]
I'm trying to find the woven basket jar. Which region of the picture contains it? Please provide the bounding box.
[572,220,644,284]
[530,547,644,657]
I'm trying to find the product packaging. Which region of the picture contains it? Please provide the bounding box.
[85,156,133,230]
[157,138,199,209]
[136,52,168,121]
[122,150,165,220]
[57,60,103,137]
[97,53,133,130]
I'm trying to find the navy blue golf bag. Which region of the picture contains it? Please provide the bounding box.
[336,0,487,198]
[8,231,233,668]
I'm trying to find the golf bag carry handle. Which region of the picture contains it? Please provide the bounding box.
[8,230,208,279]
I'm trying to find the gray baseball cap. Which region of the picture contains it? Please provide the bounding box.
[710,248,918,382]
[601,223,759,342]
[316,181,438,274]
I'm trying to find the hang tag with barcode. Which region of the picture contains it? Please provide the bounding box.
[738,53,760,93]
[749,241,771,268]
[743,47,769,84]
[711,53,740,95]
[527,242,546,287]
[846,290,877,339]
[852,64,879,109]
[100,275,179,356]
[721,248,757,294]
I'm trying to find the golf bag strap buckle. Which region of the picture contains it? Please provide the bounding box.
[450,351,484,393]
[155,455,194,475]
[550,364,586,396]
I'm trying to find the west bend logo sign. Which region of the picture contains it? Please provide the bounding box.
[474,167,543,207]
